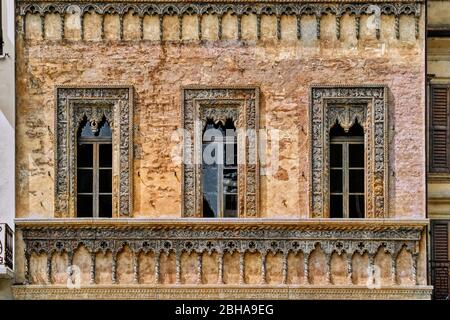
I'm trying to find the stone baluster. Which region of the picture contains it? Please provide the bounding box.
[197,252,203,284]
[326,252,332,284]
[217,252,224,285]
[24,251,30,285]
[90,252,96,285]
[239,252,245,285]
[119,14,124,40]
[111,253,117,284]
[303,252,309,285]
[237,15,242,41]
[80,14,84,40]
[154,251,160,284]
[175,251,181,285]
[282,252,288,285]
[40,14,45,40]
[368,253,375,286]
[347,253,353,285]
[256,15,261,40]
[260,252,267,285]
[67,251,74,284]
[139,15,144,40]
[100,15,105,40]
[391,252,397,285]
[217,15,223,40]
[46,253,52,284]
[60,13,65,39]
[159,15,164,41]
[296,15,301,40]
[133,251,139,284]
[276,15,281,40]
[412,253,419,285]
[197,14,202,41]
[178,15,183,40]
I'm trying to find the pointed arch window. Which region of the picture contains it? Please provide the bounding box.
[76,116,113,218]
[202,119,238,218]
[329,120,365,218]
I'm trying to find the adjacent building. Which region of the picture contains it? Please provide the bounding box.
[0,0,436,299]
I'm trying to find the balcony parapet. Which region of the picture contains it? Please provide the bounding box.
[0,223,14,278]
[13,218,432,299]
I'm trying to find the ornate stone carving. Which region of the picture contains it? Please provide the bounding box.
[182,87,259,217]
[310,85,388,218]
[55,86,134,217]
[18,219,425,290]
[16,1,423,41]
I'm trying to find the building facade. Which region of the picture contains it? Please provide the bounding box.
[427,0,450,301]
[4,0,434,299]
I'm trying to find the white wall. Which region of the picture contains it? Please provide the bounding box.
[0,0,15,228]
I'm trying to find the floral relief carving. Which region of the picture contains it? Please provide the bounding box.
[310,85,388,218]
[182,87,259,217]
[55,86,134,217]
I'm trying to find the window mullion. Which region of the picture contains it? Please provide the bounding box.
[343,142,349,218]
[93,142,99,218]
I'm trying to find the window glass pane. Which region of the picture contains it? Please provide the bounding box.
[330,169,343,193]
[77,169,93,193]
[330,144,342,167]
[98,121,112,137]
[99,169,112,193]
[349,144,364,167]
[77,195,93,217]
[202,164,218,217]
[99,144,112,167]
[223,169,237,193]
[99,195,112,218]
[349,169,364,193]
[224,142,237,166]
[349,195,365,218]
[77,144,93,167]
[224,194,237,218]
[330,195,343,218]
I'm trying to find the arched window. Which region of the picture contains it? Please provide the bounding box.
[329,120,365,218]
[202,118,238,218]
[76,116,112,218]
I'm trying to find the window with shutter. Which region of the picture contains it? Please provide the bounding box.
[430,221,449,300]
[430,85,450,172]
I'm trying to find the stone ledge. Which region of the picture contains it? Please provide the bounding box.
[11,285,433,300]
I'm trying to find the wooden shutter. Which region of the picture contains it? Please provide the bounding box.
[431,221,449,300]
[430,86,450,172]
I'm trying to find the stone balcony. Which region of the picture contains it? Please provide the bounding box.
[0,223,14,278]
[12,219,432,299]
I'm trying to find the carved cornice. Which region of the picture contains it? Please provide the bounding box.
[15,218,429,231]
[15,1,425,3]
[16,1,423,40]
[11,285,433,300]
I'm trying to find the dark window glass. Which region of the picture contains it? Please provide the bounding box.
[77,195,93,218]
[349,195,365,218]
[330,144,342,167]
[349,169,364,193]
[77,144,93,167]
[77,169,93,193]
[223,169,238,193]
[330,169,343,193]
[98,195,112,218]
[224,194,237,218]
[99,144,112,167]
[330,195,343,218]
[99,169,112,193]
[349,144,364,167]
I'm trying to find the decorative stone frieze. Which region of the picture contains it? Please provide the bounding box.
[310,85,388,219]
[16,1,423,41]
[16,219,427,292]
[55,86,134,217]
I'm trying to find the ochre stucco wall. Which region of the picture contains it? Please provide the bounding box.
[15,11,426,219]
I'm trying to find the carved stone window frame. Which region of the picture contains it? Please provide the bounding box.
[182,87,259,218]
[55,86,134,218]
[310,85,388,218]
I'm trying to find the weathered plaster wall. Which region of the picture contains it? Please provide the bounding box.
[15,7,426,219]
